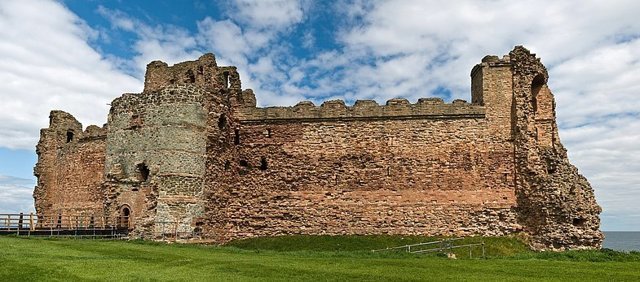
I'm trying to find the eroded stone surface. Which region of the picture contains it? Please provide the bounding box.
[32,46,602,250]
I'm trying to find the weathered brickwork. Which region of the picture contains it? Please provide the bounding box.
[33,111,106,226]
[33,46,603,250]
[203,118,520,241]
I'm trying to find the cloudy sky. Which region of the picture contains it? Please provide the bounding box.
[0,0,638,231]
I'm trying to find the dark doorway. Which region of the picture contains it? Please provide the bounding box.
[120,206,131,229]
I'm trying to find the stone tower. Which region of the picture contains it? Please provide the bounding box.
[101,54,239,236]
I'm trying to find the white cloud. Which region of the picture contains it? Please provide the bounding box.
[97,6,204,76]
[229,0,304,30]
[0,175,35,213]
[0,0,141,149]
[196,18,251,67]
[99,1,308,106]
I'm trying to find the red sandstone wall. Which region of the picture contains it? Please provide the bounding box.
[33,111,106,226]
[204,116,521,241]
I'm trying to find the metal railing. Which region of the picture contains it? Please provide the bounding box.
[371,237,486,258]
[148,221,203,241]
[0,214,205,241]
[0,213,130,238]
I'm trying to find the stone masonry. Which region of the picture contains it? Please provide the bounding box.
[33,46,603,250]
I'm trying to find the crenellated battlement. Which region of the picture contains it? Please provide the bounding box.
[236,97,484,123]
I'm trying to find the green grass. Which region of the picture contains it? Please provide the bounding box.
[1,235,639,281]
[225,234,531,258]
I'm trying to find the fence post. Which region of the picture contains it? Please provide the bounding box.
[18,213,24,231]
[29,213,35,231]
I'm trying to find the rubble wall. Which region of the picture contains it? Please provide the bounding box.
[104,85,210,236]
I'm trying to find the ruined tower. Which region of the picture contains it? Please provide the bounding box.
[33,46,602,250]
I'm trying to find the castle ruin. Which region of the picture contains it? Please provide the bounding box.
[33,46,603,250]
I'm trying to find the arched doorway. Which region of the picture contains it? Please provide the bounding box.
[119,205,131,229]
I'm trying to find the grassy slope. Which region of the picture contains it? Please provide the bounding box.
[0,236,639,281]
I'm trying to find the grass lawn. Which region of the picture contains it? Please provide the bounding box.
[1,235,639,281]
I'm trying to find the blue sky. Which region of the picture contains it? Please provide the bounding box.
[0,0,639,231]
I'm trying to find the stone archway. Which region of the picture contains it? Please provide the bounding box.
[119,205,131,229]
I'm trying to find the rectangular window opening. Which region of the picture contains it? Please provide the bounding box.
[260,157,268,170]
[223,71,230,88]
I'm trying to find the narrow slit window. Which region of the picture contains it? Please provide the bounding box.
[218,114,226,130]
[223,71,230,88]
[66,130,74,143]
[234,129,240,145]
[260,157,268,170]
[267,128,272,138]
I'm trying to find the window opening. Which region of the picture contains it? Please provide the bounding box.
[234,129,240,145]
[239,160,249,167]
[186,70,196,83]
[223,71,230,88]
[531,74,545,114]
[260,157,268,170]
[136,163,150,182]
[224,160,230,170]
[218,114,226,130]
[266,128,272,138]
[66,130,74,143]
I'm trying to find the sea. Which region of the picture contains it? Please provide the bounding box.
[603,231,640,252]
